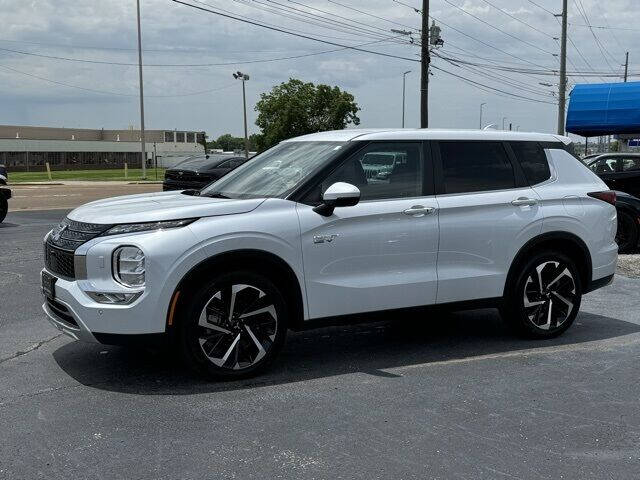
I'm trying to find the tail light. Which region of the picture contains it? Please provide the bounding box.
[588,190,616,206]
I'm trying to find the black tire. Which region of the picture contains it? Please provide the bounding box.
[616,210,638,254]
[178,270,288,380]
[502,251,582,339]
[0,197,7,223]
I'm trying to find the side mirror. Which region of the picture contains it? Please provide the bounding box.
[313,182,360,216]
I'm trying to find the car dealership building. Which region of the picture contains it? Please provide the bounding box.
[0,125,206,171]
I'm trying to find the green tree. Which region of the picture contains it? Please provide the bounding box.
[215,134,245,152]
[254,78,360,150]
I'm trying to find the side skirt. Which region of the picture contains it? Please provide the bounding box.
[291,297,503,332]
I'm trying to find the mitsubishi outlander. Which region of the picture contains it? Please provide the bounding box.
[42,129,618,379]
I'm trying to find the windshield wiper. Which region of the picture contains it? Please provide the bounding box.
[202,191,231,199]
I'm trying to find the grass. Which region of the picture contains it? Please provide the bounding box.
[9,168,166,183]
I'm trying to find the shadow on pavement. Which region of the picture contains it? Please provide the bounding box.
[52,309,640,394]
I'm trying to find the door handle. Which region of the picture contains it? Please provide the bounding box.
[403,205,436,217]
[511,197,538,207]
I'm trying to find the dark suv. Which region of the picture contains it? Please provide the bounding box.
[163,155,248,191]
[0,164,10,223]
[586,153,640,198]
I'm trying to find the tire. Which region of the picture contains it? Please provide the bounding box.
[0,197,7,223]
[502,251,582,339]
[178,270,288,380]
[616,210,638,254]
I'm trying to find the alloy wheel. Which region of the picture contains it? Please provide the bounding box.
[522,261,577,331]
[197,283,278,370]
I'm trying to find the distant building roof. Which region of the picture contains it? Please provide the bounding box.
[566,82,640,137]
[0,125,204,143]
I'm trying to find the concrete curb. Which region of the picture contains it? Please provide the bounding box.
[10,182,65,186]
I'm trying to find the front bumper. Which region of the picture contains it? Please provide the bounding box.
[0,187,11,200]
[42,295,99,343]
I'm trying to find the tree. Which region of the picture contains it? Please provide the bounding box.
[254,78,360,150]
[215,134,245,152]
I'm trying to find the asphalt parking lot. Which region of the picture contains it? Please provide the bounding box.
[2,208,640,479]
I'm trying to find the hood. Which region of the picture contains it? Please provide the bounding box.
[67,191,266,224]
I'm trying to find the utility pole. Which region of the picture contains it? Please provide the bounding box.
[233,71,250,159]
[479,102,486,129]
[136,0,147,179]
[556,0,568,136]
[420,0,429,128]
[402,70,411,128]
[624,52,629,82]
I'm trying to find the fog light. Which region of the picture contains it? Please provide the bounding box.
[87,291,142,305]
[112,246,145,288]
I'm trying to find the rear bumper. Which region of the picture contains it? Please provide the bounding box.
[584,273,614,294]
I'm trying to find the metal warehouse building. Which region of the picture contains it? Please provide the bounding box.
[0,125,206,171]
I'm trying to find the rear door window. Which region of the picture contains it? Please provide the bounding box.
[510,142,551,185]
[439,142,515,194]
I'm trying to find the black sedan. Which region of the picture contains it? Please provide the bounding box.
[586,153,640,198]
[0,164,10,223]
[615,191,640,253]
[163,155,248,191]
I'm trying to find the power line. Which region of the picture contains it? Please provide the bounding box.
[391,0,421,13]
[0,63,237,97]
[573,0,616,73]
[440,0,558,57]
[526,0,555,16]
[0,36,407,67]
[477,0,556,39]
[327,0,418,30]
[430,64,557,105]
[171,0,420,63]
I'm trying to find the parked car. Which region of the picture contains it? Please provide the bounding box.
[586,153,640,198]
[0,164,10,223]
[615,191,640,253]
[163,155,248,191]
[42,130,617,380]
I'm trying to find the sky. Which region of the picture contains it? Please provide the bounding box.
[0,0,637,140]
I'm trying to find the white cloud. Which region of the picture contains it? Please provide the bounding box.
[0,0,636,137]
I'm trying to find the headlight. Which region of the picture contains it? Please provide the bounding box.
[104,218,196,236]
[112,246,145,288]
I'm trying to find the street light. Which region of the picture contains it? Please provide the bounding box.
[479,102,486,129]
[233,71,250,159]
[402,70,412,128]
[502,116,507,130]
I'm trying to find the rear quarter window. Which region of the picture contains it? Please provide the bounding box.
[510,141,551,185]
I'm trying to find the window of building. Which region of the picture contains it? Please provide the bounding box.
[310,142,424,202]
[6,152,27,167]
[439,142,515,194]
[165,131,174,142]
[176,132,185,142]
[186,132,195,143]
[510,142,551,185]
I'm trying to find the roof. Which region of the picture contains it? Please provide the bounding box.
[284,128,569,144]
[566,82,640,136]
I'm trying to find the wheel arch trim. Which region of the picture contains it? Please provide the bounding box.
[166,248,306,331]
[504,231,593,296]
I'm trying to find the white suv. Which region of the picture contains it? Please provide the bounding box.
[42,129,618,379]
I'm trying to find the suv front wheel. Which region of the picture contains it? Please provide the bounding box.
[178,270,288,380]
[503,251,582,338]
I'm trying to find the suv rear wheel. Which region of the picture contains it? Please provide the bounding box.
[502,251,582,338]
[178,271,288,380]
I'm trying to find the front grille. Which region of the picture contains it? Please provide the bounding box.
[165,170,200,182]
[46,298,78,328]
[45,242,76,278]
[45,218,113,279]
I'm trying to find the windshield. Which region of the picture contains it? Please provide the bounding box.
[200,141,346,199]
